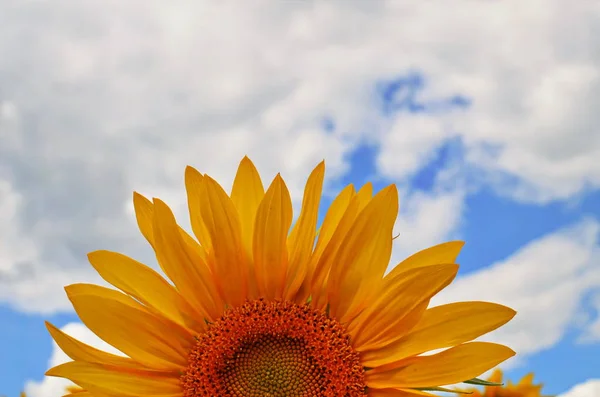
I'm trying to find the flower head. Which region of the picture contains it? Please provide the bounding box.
[45,157,516,396]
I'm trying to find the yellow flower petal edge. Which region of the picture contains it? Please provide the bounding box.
[45,157,516,397]
[47,361,181,397]
[253,174,293,299]
[365,342,515,389]
[360,301,516,367]
[65,385,86,394]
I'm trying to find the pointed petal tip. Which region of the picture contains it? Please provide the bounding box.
[86,250,100,261]
[237,156,260,175]
[45,365,63,377]
[365,184,396,206]
[376,184,399,201]
[132,191,151,205]
[521,372,535,384]
[493,344,517,361]
[448,263,460,272]
[202,174,218,185]
[269,173,286,188]
[63,283,87,297]
[151,198,170,210]
[307,161,326,182]
[386,184,399,197]
[184,165,203,179]
[87,249,113,270]
[479,301,517,322]
[495,303,518,323]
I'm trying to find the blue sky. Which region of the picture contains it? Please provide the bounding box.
[1,2,600,397]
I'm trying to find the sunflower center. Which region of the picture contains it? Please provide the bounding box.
[181,299,366,397]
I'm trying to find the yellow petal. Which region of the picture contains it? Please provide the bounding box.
[184,166,212,250]
[133,192,208,264]
[519,373,535,385]
[253,174,293,299]
[199,176,249,306]
[47,361,182,397]
[327,185,398,322]
[63,390,111,397]
[66,283,191,370]
[230,157,264,298]
[152,198,223,320]
[231,156,265,258]
[488,368,504,384]
[178,226,208,263]
[88,250,206,334]
[308,184,355,304]
[361,302,516,367]
[358,300,429,367]
[387,241,465,278]
[310,185,374,310]
[284,161,325,301]
[365,342,516,389]
[349,264,458,350]
[368,388,436,397]
[65,386,86,394]
[133,192,155,247]
[63,391,93,397]
[311,184,355,262]
[355,182,374,211]
[45,322,143,369]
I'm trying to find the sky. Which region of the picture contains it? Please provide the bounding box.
[0,1,599,396]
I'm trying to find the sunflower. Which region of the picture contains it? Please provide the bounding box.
[45,157,516,397]
[465,369,551,397]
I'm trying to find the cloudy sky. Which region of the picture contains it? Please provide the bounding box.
[1,1,599,396]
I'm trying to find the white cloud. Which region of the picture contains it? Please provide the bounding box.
[0,179,37,273]
[24,323,121,397]
[0,0,598,314]
[377,113,454,182]
[432,218,600,361]
[577,291,600,343]
[0,176,116,314]
[558,379,600,397]
[373,2,600,203]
